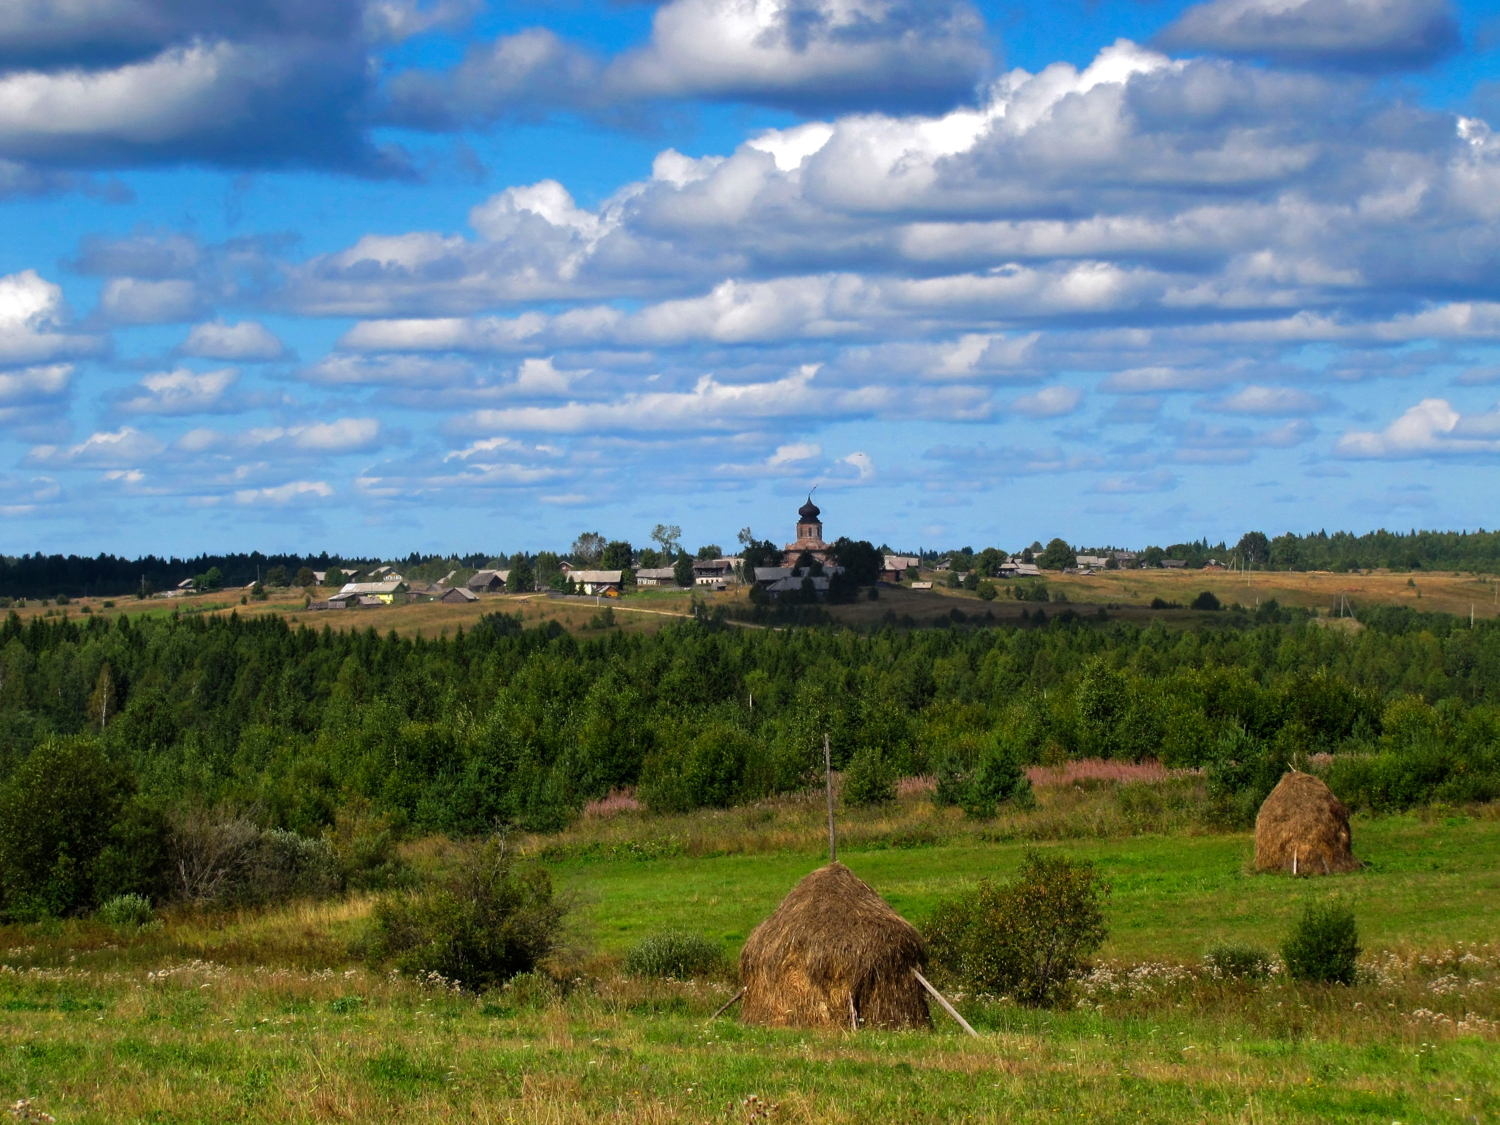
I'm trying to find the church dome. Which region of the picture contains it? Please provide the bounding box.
[798,496,821,521]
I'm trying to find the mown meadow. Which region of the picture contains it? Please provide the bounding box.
[0,782,1493,1123]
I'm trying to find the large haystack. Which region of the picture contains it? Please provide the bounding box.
[1254,771,1358,875]
[740,862,930,1030]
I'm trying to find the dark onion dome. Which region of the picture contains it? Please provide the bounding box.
[798,496,821,521]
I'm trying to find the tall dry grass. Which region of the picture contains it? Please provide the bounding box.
[527,765,1214,862]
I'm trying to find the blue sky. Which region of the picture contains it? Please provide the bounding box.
[2,0,1500,559]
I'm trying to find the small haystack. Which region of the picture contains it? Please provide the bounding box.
[1254,771,1358,875]
[739,862,930,1030]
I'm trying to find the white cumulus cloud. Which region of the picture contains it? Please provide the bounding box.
[1011,385,1082,418]
[234,480,335,506]
[0,270,101,365]
[115,368,238,415]
[1335,398,1500,458]
[98,277,204,324]
[179,320,287,361]
[27,426,165,466]
[1196,385,1332,415]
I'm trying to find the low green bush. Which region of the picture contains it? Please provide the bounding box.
[1282,900,1360,984]
[925,851,1108,1007]
[1204,941,1274,981]
[842,746,898,807]
[328,802,409,891]
[253,829,341,902]
[96,893,155,929]
[1190,591,1221,611]
[367,838,565,991]
[934,740,1033,819]
[623,931,726,979]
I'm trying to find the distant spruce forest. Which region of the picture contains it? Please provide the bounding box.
[6,527,1500,599]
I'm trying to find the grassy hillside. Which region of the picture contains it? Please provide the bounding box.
[0,799,1495,1122]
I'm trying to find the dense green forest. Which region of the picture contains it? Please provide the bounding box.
[2,602,1496,852]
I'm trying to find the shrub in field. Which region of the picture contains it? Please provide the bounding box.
[925,851,1108,1006]
[368,839,565,991]
[167,809,260,904]
[1204,942,1274,981]
[169,810,345,906]
[935,740,1034,819]
[327,801,408,891]
[1282,900,1360,984]
[842,746,898,807]
[624,931,726,979]
[1190,591,1221,611]
[0,737,164,919]
[97,893,155,930]
[251,830,341,902]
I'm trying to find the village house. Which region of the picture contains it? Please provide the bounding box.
[436,586,478,603]
[572,570,624,596]
[466,569,508,592]
[308,591,360,610]
[693,557,740,588]
[635,566,678,587]
[999,560,1042,577]
[880,555,921,583]
[761,572,833,598]
[754,556,843,598]
[335,578,408,605]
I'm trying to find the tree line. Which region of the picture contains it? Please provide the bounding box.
[930,528,1500,575]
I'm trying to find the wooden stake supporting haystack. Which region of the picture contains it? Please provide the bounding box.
[913,970,980,1039]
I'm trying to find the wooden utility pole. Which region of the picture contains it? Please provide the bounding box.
[824,732,836,863]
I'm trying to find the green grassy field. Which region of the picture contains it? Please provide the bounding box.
[0,802,1494,1123]
[555,812,1500,961]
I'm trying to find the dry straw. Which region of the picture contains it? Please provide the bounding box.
[739,862,930,1030]
[1254,771,1358,875]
